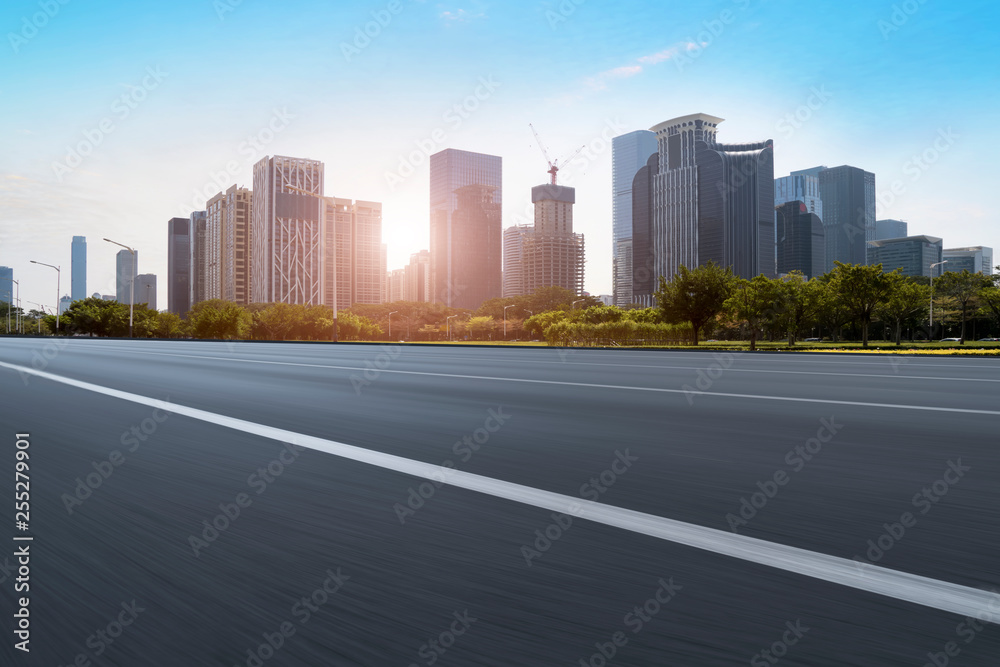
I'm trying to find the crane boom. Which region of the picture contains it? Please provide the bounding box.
[529,124,585,185]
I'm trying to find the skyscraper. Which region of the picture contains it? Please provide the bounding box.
[323,197,384,312]
[206,185,253,304]
[251,156,325,305]
[189,210,207,306]
[630,153,658,305]
[71,236,87,302]
[522,184,585,295]
[115,249,138,305]
[135,274,157,310]
[205,191,226,301]
[649,114,775,285]
[502,225,532,298]
[612,130,658,307]
[943,246,993,275]
[774,170,824,220]
[875,219,908,241]
[167,217,192,315]
[776,201,825,279]
[430,149,502,309]
[0,267,13,305]
[867,235,943,277]
[817,165,876,270]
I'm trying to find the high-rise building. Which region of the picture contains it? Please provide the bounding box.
[867,235,943,277]
[59,295,72,315]
[115,249,138,304]
[167,217,192,315]
[612,130,658,307]
[776,201,825,279]
[224,186,253,305]
[522,184,585,295]
[943,246,993,275]
[323,198,384,312]
[205,185,253,304]
[0,266,13,305]
[875,219,908,241]
[429,149,502,309]
[817,165,876,270]
[189,210,208,306]
[71,236,87,302]
[251,156,325,305]
[135,274,157,310]
[404,250,431,302]
[630,153,659,305]
[380,243,387,304]
[502,224,533,298]
[774,170,823,219]
[649,114,775,286]
[388,269,406,303]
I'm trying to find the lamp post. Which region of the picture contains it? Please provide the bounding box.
[572,299,585,309]
[11,279,20,334]
[503,304,514,340]
[929,260,948,333]
[387,311,398,340]
[29,260,60,334]
[3,291,9,334]
[103,238,135,338]
[446,314,458,341]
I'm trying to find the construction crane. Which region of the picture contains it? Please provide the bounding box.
[529,123,586,186]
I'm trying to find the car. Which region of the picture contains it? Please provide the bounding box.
[804,337,821,342]
[978,337,1000,342]
[940,338,961,342]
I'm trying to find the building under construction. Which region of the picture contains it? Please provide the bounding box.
[521,184,585,295]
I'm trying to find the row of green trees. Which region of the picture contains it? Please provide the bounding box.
[654,262,999,348]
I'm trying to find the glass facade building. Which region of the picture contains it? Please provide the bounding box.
[0,266,12,305]
[776,201,825,279]
[115,248,138,305]
[817,165,876,271]
[71,236,87,302]
[867,235,943,277]
[167,217,191,315]
[875,219,908,241]
[942,246,993,275]
[612,130,657,306]
[429,149,502,309]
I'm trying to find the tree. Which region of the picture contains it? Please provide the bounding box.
[466,316,496,341]
[655,262,735,346]
[876,275,930,345]
[936,270,991,344]
[829,262,899,348]
[725,275,779,351]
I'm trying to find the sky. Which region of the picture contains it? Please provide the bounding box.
[1,0,998,311]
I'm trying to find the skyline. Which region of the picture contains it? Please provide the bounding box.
[2,0,998,310]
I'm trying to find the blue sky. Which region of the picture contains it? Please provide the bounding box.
[2,0,998,309]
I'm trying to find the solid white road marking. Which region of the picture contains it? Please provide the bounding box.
[1,358,997,622]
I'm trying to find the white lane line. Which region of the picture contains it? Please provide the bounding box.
[37,348,1000,416]
[3,358,997,622]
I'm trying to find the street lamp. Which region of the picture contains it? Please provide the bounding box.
[387,311,398,340]
[3,291,9,334]
[104,238,135,338]
[29,260,60,334]
[11,279,20,334]
[929,260,948,332]
[446,314,458,341]
[503,304,514,340]
[572,299,586,309]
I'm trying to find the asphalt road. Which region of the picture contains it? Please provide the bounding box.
[0,338,998,666]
